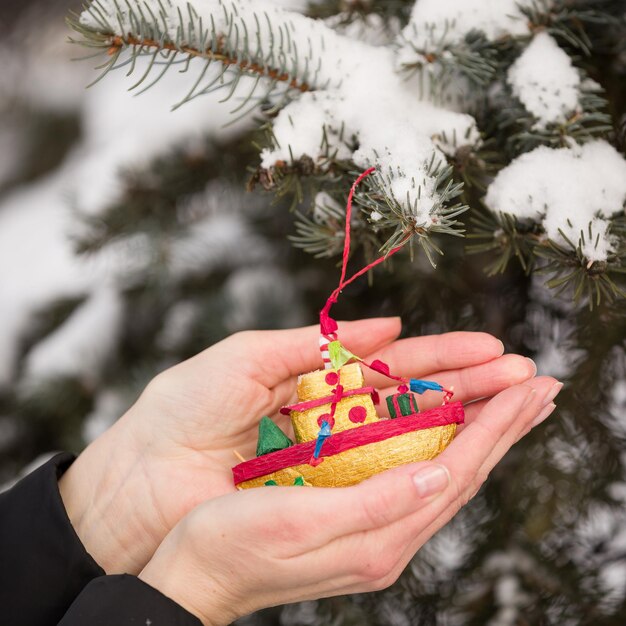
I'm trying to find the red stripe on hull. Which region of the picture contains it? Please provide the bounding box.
[233,402,464,484]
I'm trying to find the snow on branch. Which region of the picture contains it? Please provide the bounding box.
[398,0,531,93]
[507,32,581,130]
[72,0,624,285]
[262,87,478,252]
[485,141,626,263]
[73,0,482,258]
[401,0,535,48]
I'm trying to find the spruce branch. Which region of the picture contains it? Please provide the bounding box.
[354,163,468,268]
[290,191,380,260]
[67,1,332,110]
[399,28,500,91]
[535,223,626,308]
[467,208,538,275]
[468,209,626,307]
[286,155,470,268]
[522,0,622,56]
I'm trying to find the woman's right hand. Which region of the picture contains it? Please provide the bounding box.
[138,376,561,626]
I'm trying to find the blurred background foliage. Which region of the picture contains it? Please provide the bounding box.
[0,1,625,625]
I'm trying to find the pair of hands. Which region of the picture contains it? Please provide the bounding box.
[59,317,560,625]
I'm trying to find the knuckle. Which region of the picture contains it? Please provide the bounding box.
[446,473,473,513]
[353,549,394,583]
[474,465,490,490]
[455,467,489,509]
[449,473,466,506]
[360,490,396,528]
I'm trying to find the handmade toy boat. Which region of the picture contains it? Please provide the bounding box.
[232,168,465,490]
[233,362,464,489]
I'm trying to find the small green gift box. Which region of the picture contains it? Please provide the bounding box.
[386,392,419,418]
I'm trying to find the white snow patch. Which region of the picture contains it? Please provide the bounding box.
[325,12,401,46]
[485,141,626,262]
[156,301,200,351]
[488,574,529,626]
[0,178,93,386]
[23,287,123,383]
[168,213,270,279]
[400,0,534,53]
[508,32,581,129]
[262,85,479,226]
[312,191,343,223]
[74,61,254,216]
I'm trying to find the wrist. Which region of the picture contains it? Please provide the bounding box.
[59,411,168,574]
[138,519,235,626]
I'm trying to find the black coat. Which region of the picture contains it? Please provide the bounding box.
[0,453,202,626]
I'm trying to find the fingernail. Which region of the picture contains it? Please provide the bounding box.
[525,358,537,376]
[532,402,556,427]
[412,465,450,498]
[542,382,563,407]
[496,339,505,355]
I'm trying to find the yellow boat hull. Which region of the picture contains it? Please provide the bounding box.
[237,423,457,489]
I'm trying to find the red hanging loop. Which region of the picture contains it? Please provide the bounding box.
[319,167,408,338]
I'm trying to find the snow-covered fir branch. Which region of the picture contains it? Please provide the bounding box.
[485,141,626,263]
[71,0,626,301]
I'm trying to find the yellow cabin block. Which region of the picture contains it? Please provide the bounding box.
[291,363,379,443]
[296,362,364,397]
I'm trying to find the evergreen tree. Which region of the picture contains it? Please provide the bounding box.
[1,1,625,624]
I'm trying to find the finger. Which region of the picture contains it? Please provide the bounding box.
[231,381,560,599]
[262,381,559,595]
[376,354,536,416]
[215,317,402,388]
[360,332,505,389]
[270,331,506,418]
[234,457,452,558]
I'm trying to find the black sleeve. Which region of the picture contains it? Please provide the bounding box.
[0,453,203,626]
[0,452,104,626]
[58,575,203,626]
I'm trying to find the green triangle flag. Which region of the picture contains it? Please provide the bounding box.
[328,341,360,369]
[256,416,294,457]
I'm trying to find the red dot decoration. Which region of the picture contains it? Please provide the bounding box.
[349,406,367,423]
[317,413,335,428]
[325,372,339,386]
[398,384,408,394]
